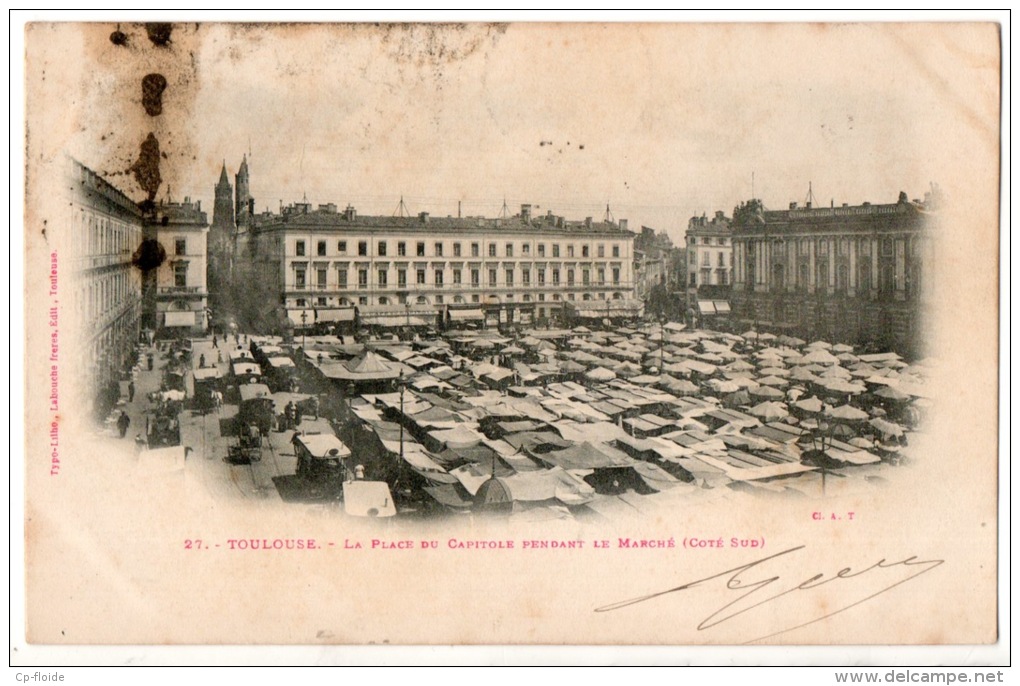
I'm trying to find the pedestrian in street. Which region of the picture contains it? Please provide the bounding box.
[117,411,131,438]
[128,380,135,402]
[134,432,147,453]
[217,350,223,363]
[213,334,218,348]
[199,353,206,368]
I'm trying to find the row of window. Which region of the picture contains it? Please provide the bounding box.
[293,266,624,289]
[295,238,624,259]
[688,236,728,246]
[692,270,730,287]
[77,268,138,326]
[749,260,915,294]
[293,290,625,308]
[742,236,899,257]
[690,251,733,267]
[73,210,142,262]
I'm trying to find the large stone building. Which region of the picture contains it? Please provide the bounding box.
[236,199,641,333]
[729,189,939,356]
[145,197,210,335]
[66,158,144,414]
[685,210,734,323]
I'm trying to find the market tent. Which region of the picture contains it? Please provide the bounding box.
[869,417,905,438]
[825,404,870,422]
[799,349,841,365]
[585,367,617,382]
[793,396,825,414]
[534,441,636,470]
[747,401,790,421]
[875,386,912,402]
[748,385,785,400]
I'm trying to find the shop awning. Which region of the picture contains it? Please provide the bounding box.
[698,300,717,315]
[316,308,355,323]
[164,311,196,327]
[287,309,314,326]
[360,315,428,327]
[573,308,610,319]
[713,301,731,314]
[448,309,485,322]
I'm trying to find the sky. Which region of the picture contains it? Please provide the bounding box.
[47,20,1000,245]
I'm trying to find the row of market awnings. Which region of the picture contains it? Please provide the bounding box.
[448,309,485,322]
[358,305,435,327]
[698,300,731,315]
[287,308,356,325]
[569,299,644,319]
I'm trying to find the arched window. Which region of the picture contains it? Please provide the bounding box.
[836,265,849,293]
[772,263,785,290]
[858,263,872,295]
[880,265,895,294]
[816,259,829,289]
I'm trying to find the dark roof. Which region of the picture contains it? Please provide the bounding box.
[253,210,632,237]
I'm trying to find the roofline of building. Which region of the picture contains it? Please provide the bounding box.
[249,216,635,238]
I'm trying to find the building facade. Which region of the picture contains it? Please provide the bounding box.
[729,190,939,356]
[146,198,210,335]
[685,210,733,322]
[240,201,640,333]
[66,158,144,414]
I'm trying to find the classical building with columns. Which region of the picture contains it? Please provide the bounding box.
[729,189,939,356]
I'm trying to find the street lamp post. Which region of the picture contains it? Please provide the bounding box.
[659,316,666,371]
[396,370,406,493]
[300,310,307,348]
[398,370,405,463]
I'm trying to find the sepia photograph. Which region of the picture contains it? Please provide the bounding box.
[14,14,1006,664]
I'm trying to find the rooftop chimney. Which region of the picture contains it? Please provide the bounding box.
[419,211,430,224]
[789,202,798,210]
[521,204,532,222]
[619,219,628,231]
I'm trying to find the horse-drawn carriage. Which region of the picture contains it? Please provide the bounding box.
[238,383,275,436]
[192,367,222,412]
[292,433,351,499]
[228,421,263,463]
[231,360,263,386]
[265,356,299,392]
[147,393,183,448]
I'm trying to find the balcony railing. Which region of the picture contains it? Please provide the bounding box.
[158,286,205,295]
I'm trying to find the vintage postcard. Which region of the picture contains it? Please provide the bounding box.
[19,20,1001,653]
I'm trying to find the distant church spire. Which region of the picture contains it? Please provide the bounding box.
[235,154,253,231]
[213,158,235,236]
